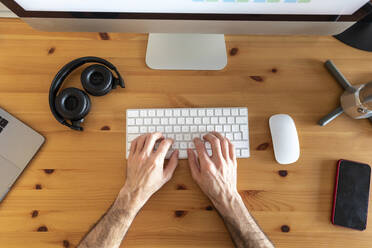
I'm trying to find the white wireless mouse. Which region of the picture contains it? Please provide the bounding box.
[269,114,300,165]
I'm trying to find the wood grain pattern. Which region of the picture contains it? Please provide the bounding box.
[0,18,371,248]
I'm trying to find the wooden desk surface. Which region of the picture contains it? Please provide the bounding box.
[0,18,371,248]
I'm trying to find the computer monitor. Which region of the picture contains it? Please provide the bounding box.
[1,0,371,70]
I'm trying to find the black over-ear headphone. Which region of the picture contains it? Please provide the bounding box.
[49,57,125,131]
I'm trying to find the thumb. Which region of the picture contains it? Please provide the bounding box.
[164,150,179,181]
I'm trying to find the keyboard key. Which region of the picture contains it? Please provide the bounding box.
[206,149,212,156]
[128,134,138,142]
[176,134,183,140]
[136,118,143,125]
[140,126,147,133]
[202,117,210,124]
[236,149,241,157]
[182,126,189,133]
[180,142,188,149]
[184,134,191,140]
[242,132,249,140]
[223,109,231,116]
[148,126,156,132]
[165,126,172,133]
[240,125,248,132]
[236,117,247,124]
[157,109,164,116]
[148,110,156,117]
[194,118,201,124]
[127,118,135,125]
[182,109,189,116]
[177,118,185,125]
[169,118,177,124]
[207,125,214,132]
[179,150,187,158]
[140,110,147,117]
[231,108,239,116]
[190,126,198,132]
[174,109,181,116]
[161,118,168,125]
[215,125,223,132]
[168,133,175,139]
[232,141,249,148]
[190,109,197,116]
[127,110,139,117]
[227,117,235,124]
[165,109,173,117]
[153,118,160,125]
[128,126,139,133]
[207,109,214,116]
[234,132,242,140]
[198,109,206,116]
[144,118,151,125]
[188,142,195,149]
[156,126,164,132]
[226,133,233,140]
[241,149,250,157]
[232,125,239,132]
[240,108,248,116]
[224,125,231,132]
[205,142,211,149]
[211,117,218,124]
[186,118,193,125]
[215,108,222,116]
[219,117,226,124]
[199,126,206,132]
[173,142,180,149]
[174,126,181,132]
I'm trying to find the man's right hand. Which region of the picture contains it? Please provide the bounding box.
[187,132,275,248]
[187,132,240,213]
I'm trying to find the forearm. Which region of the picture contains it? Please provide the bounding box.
[78,189,145,248]
[212,193,275,248]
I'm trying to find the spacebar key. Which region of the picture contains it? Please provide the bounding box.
[232,141,249,148]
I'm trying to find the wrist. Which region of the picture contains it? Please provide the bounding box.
[114,187,148,216]
[211,191,246,218]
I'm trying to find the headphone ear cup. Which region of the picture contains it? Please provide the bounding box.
[81,64,113,96]
[55,88,91,121]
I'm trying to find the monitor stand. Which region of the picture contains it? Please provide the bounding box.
[145,33,227,70]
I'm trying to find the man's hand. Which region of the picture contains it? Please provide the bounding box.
[78,132,179,248]
[187,132,238,213]
[187,132,274,248]
[120,132,179,207]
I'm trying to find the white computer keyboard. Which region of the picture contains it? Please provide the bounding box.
[126,107,250,159]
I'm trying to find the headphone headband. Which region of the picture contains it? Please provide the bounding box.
[49,57,125,130]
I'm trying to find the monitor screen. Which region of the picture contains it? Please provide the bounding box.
[13,0,370,15]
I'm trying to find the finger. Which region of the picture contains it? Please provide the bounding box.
[228,140,237,163]
[194,138,212,163]
[155,138,174,160]
[187,149,200,180]
[143,132,163,155]
[164,150,179,181]
[129,136,138,155]
[203,133,223,159]
[135,134,147,154]
[211,132,229,160]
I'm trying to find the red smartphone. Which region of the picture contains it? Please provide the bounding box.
[332,159,371,230]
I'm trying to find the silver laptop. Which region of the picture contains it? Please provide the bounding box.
[0,108,45,202]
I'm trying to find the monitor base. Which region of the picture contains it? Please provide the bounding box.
[146,33,227,70]
[335,13,372,52]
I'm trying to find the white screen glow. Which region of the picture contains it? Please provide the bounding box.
[14,0,369,15]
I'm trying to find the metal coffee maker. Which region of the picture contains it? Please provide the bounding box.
[318,60,372,126]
